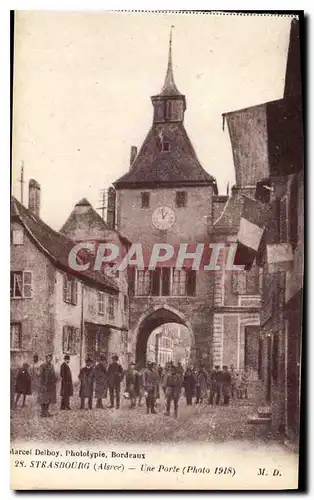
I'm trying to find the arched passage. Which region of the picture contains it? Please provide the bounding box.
[134,306,195,367]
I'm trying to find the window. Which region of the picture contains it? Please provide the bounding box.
[98,292,105,316]
[288,175,299,249]
[141,192,150,208]
[123,295,128,311]
[63,274,78,305]
[232,265,259,295]
[165,101,172,120]
[172,269,187,296]
[108,296,115,320]
[62,325,78,355]
[161,267,171,296]
[11,322,22,350]
[108,262,119,279]
[279,196,288,243]
[136,269,151,296]
[272,333,279,382]
[150,268,161,296]
[12,228,24,245]
[176,191,187,208]
[10,271,33,298]
[186,269,197,297]
[162,141,170,152]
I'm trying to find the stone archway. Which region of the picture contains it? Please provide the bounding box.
[134,305,195,367]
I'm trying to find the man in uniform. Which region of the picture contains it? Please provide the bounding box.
[107,355,124,409]
[143,361,159,414]
[38,354,57,417]
[164,365,182,417]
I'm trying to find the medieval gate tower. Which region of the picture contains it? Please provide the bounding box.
[113,31,218,367]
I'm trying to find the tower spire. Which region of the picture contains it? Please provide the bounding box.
[160,26,181,96]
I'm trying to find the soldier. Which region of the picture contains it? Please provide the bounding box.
[182,367,196,406]
[107,355,124,409]
[125,362,140,409]
[221,365,232,405]
[60,355,73,410]
[38,354,57,417]
[195,365,208,404]
[95,355,108,409]
[143,361,159,414]
[209,365,222,405]
[79,358,95,410]
[14,362,32,408]
[164,365,181,417]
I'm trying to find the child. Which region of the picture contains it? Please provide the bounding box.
[14,363,32,408]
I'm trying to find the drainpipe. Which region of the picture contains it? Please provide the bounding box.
[80,284,85,368]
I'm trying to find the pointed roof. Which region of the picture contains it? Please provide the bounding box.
[159,26,182,97]
[113,122,217,190]
[11,197,119,293]
[60,198,131,246]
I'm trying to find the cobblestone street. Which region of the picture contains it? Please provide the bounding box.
[11,382,283,445]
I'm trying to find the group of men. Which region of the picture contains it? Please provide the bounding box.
[12,353,249,418]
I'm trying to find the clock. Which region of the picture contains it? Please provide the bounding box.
[152,206,175,230]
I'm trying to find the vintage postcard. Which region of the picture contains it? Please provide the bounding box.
[10,10,304,490]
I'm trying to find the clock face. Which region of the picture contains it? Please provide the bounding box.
[152,206,175,230]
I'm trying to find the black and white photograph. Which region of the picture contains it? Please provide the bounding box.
[10,10,304,490]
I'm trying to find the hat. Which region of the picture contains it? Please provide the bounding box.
[214,365,220,369]
[86,358,93,364]
[222,365,228,369]
[64,355,70,361]
[112,355,118,361]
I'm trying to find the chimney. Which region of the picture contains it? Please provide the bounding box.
[130,146,137,168]
[28,179,41,217]
[107,187,116,229]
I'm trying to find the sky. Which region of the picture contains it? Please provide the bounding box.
[12,11,293,230]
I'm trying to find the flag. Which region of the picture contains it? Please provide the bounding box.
[266,243,294,274]
[234,196,270,270]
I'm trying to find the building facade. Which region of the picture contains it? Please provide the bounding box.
[11,183,127,380]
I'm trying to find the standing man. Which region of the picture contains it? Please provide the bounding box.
[209,365,222,405]
[221,365,232,405]
[125,362,140,409]
[14,362,32,408]
[195,365,208,404]
[60,355,73,410]
[38,354,57,417]
[143,361,159,414]
[183,367,196,406]
[107,355,124,409]
[79,358,95,410]
[164,365,181,417]
[230,365,236,400]
[95,355,108,409]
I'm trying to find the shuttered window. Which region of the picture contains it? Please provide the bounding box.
[63,274,78,305]
[136,268,151,296]
[108,296,115,320]
[10,322,22,350]
[62,325,78,355]
[172,269,187,296]
[98,292,105,316]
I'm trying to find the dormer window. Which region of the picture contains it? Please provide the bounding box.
[176,191,187,208]
[162,141,170,152]
[141,192,150,208]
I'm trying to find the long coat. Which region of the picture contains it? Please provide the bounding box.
[60,362,73,397]
[38,362,57,405]
[125,370,140,398]
[15,368,32,395]
[107,362,124,388]
[183,372,196,396]
[95,362,108,399]
[165,373,181,400]
[196,370,208,399]
[79,366,95,398]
